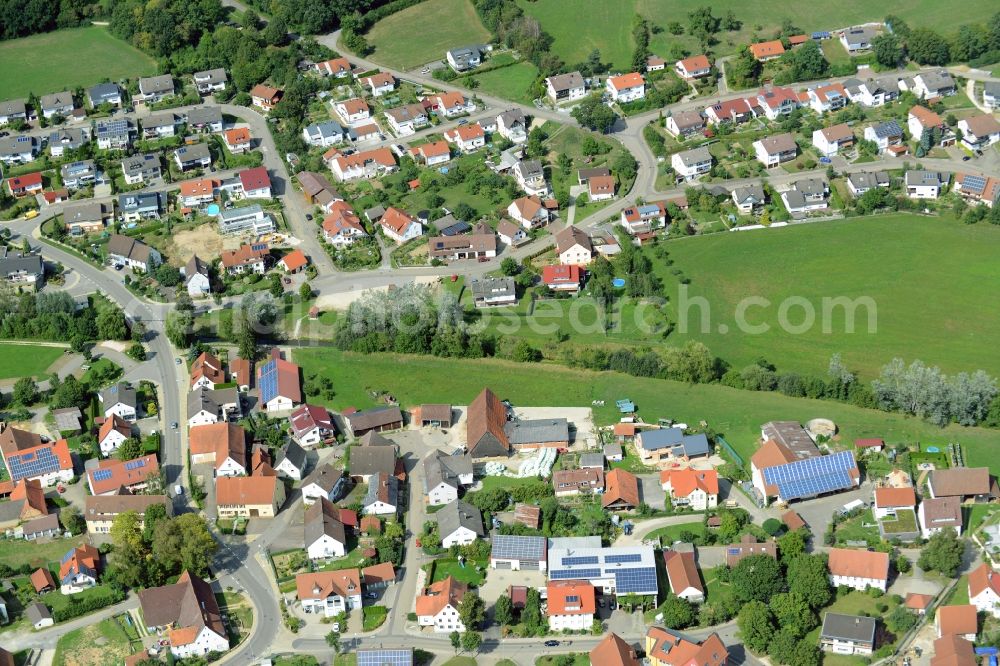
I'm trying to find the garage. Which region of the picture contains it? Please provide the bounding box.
[493,560,512,570]
[490,534,548,572]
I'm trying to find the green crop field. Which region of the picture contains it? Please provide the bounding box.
[365,0,490,70]
[656,214,1000,379]
[469,62,540,104]
[518,0,999,71]
[0,343,66,380]
[294,349,1000,473]
[0,27,157,99]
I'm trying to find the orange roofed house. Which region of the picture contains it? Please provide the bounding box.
[250,84,282,112]
[591,633,641,666]
[178,177,219,207]
[296,568,362,616]
[647,625,728,666]
[828,547,889,592]
[0,425,73,487]
[0,479,48,529]
[59,544,101,594]
[416,575,468,632]
[663,548,704,602]
[605,73,645,103]
[675,55,711,79]
[325,147,397,182]
[751,40,785,61]
[936,604,978,641]
[191,351,225,390]
[660,469,718,510]
[215,475,285,519]
[546,580,595,631]
[223,127,251,153]
[138,571,229,658]
[603,468,640,510]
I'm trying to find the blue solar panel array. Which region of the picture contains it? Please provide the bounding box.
[963,175,987,193]
[614,567,657,594]
[605,553,642,564]
[93,469,113,481]
[8,446,60,481]
[562,556,599,566]
[124,459,147,471]
[357,649,413,666]
[259,359,278,404]
[762,450,857,501]
[551,568,602,580]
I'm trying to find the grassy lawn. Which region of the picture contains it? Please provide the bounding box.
[536,655,588,666]
[519,0,997,69]
[0,537,84,570]
[365,0,490,70]
[964,504,997,534]
[294,348,1000,474]
[362,605,389,631]
[469,62,540,105]
[609,449,656,474]
[0,26,157,99]
[657,214,1000,379]
[944,575,970,605]
[430,557,487,586]
[646,521,705,545]
[835,509,880,545]
[443,659,478,666]
[0,343,65,380]
[53,617,134,666]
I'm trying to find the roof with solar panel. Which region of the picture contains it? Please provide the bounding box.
[761,450,859,501]
[86,454,160,495]
[4,438,73,483]
[357,649,413,666]
[546,544,658,596]
[491,534,547,562]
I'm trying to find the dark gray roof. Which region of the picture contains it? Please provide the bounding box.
[423,451,473,492]
[579,453,605,469]
[733,184,766,204]
[675,146,712,167]
[101,382,136,409]
[117,192,160,214]
[870,120,902,139]
[0,99,27,116]
[821,613,876,643]
[432,213,471,236]
[792,178,827,196]
[139,75,174,95]
[848,171,890,191]
[498,108,526,126]
[305,120,345,141]
[175,143,211,163]
[436,499,484,538]
[121,153,160,177]
[0,250,43,279]
[604,443,623,457]
[25,601,51,624]
[194,68,227,85]
[514,160,543,179]
[0,135,36,155]
[359,431,395,447]
[276,439,308,472]
[905,170,947,187]
[350,445,397,477]
[187,387,237,415]
[985,82,1000,96]
[302,463,344,493]
[547,71,585,92]
[491,534,546,561]
[469,276,515,300]
[88,83,121,104]
[40,91,73,110]
[304,497,346,548]
[363,473,398,508]
[186,106,223,126]
[639,428,710,457]
[47,128,89,150]
[107,233,156,262]
[96,118,133,137]
[917,70,955,92]
[63,201,106,225]
[144,112,177,129]
[185,255,209,279]
[504,418,568,445]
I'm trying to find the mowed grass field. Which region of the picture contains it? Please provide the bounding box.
[293,349,1000,473]
[656,214,1000,379]
[518,0,1000,70]
[0,343,66,379]
[0,26,157,99]
[365,0,491,70]
[469,61,539,104]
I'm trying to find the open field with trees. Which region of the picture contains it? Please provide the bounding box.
[517,0,1000,70]
[0,26,157,98]
[293,348,1000,472]
[365,0,491,70]
[656,214,1000,379]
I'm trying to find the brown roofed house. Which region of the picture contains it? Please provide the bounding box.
[936,604,978,640]
[725,534,777,567]
[590,633,640,666]
[928,468,998,502]
[663,548,704,602]
[31,567,56,593]
[466,388,511,458]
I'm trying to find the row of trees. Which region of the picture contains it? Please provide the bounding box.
[873,358,998,426]
[0,289,129,344]
[0,0,101,40]
[874,14,1000,68]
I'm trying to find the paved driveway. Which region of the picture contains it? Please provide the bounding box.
[638,474,666,509]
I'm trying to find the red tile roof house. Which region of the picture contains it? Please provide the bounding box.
[605,73,646,103]
[602,468,640,510]
[278,249,308,273]
[138,571,229,659]
[872,486,917,520]
[416,576,468,632]
[379,206,423,244]
[220,243,269,276]
[663,548,704,602]
[969,563,1000,618]
[250,84,282,112]
[588,174,616,201]
[675,55,711,79]
[591,633,640,666]
[546,580,596,631]
[87,454,159,496]
[191,351,225,390]
[936,604,978,641]
[223,127,252,153]
[827,547,889,592]
[660,468,718,510]
[905,592,934,615]
[360,72,396,97]
[409,140,451,167]
[646,626,728,666]
[6,172,43,197]
[854,438,885,452]
[322,203,368,247]
[59,543,101,594]
[750,40,786,62]
[507,195,551,229]
[237,166,271,199]
[705,97,756,125]
[542,264,583,292]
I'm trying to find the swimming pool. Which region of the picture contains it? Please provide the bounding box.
[612,278,626,288]
[206,203,220,215]
[925,446,940,453]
